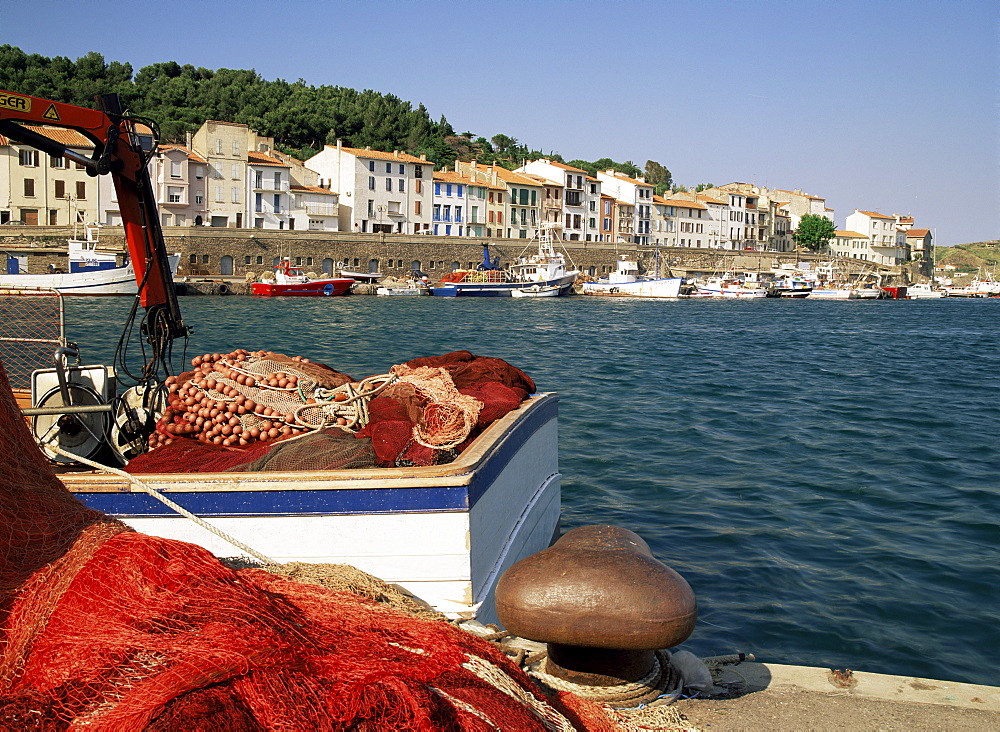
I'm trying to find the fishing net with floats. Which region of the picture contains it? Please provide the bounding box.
[129,349,532,473]
[0,357,612,730]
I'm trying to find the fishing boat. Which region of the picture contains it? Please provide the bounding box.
[580,256,683,298]
[0,226,180,296]
[905,283,946,299]
[429,225,578,297]
[686,275,768,298]
[510,284,561,298]
[251,259,354,297]
[376,277,430,296]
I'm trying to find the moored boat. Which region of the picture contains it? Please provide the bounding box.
[905,283,947,298]
[0,226,180,296]
[686,275,768,298]
[251,259,354,297]
[430,225,578,297]
[580,256,683,298]
[510,284,561,298]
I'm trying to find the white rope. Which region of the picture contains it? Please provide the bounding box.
[41,442,276,565]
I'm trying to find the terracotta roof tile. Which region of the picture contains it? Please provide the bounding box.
[291,185,337,195]
[835,231,868,238]
[0,124,93,148]
[159,144,207,164]
[856,210,894,219]
[247,151,291,168]
[328,145,429,164]
[906,228,930,237]
[433,170,475,185]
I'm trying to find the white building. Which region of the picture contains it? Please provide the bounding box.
[306,142,433,234]
[596,171,654,245]
[844,210,909,264]
[247,151,292,229]
[518,159,590,240]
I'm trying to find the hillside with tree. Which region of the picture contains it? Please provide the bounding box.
[0,45,647,179]
[934,241,1000,272]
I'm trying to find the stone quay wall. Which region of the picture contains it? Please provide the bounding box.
[1,226,907,284]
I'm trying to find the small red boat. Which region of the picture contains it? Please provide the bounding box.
[251,260,354,297]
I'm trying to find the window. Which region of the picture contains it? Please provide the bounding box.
[435,183,441,196]
[54,180,65,198]
[414,166,423,179]
[24,179,35,197]
[195,166,204,179]
[415,180,422,194]
[368,160,375,172]
[231,188,240,204]
[368,200,374,217]
[274,172,281,189]
[446,184,453,197]
[398,179,405,192]
[255,193,263,212]
[369,177,375,190]
[170,161,182,178]
[455,206,463,223]
[414,200,422,216]
[189,254,197,264]
[255,171,263,188]
[214,165,223,179]
[195,192,203,205]
[215,186,224,202]
[273,194,280,212]
[202,255,210,264]
[168,186,182,203]
[19,149,39,166]
[76,181,86,199]
[232,140,240,156]
[215,139,223,154]
[50,156,65,168]
[386,162,392,173]
[231,163,239,179]
[386,178,392,192]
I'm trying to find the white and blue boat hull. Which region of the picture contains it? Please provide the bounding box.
[62,393,562,624]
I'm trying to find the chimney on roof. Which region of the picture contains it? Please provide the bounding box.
[365,145,371,151]
[394,150,400,158]
[336,139,342,151]
[186,131,192,149]
[470,160,477,169]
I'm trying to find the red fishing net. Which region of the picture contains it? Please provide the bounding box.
[0,358,606,729]
[129,350,534,473]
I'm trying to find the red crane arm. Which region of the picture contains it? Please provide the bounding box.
[0,90,187,340]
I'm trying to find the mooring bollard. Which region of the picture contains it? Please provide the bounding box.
[496,525,697,686]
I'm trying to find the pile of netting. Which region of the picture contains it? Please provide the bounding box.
[0,358,619,729]
[129,350,535,474]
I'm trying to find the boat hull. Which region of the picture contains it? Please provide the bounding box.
[581,277,683,298]
[430,273,576,297]
[0,255,180,296]
[61,393,562,624]
[251,278,354,297]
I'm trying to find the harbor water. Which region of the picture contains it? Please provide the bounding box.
[64,295,999,687]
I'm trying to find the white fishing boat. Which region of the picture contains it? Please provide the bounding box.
[580,256,683,298]
[806,288,858,300]
[510,284,561,298]
[903,283,946,299]
[376,277,430,296]
[430,224,578,297]
[687,275,768,298]
[0,226,180,296]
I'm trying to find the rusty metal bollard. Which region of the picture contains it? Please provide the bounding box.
[496,525,697,686]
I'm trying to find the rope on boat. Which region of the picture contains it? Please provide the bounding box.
[40,442,276,565]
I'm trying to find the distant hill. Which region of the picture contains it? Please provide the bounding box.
[935,242,1000,271]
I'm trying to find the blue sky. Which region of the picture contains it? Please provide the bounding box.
[2,0,998,245]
